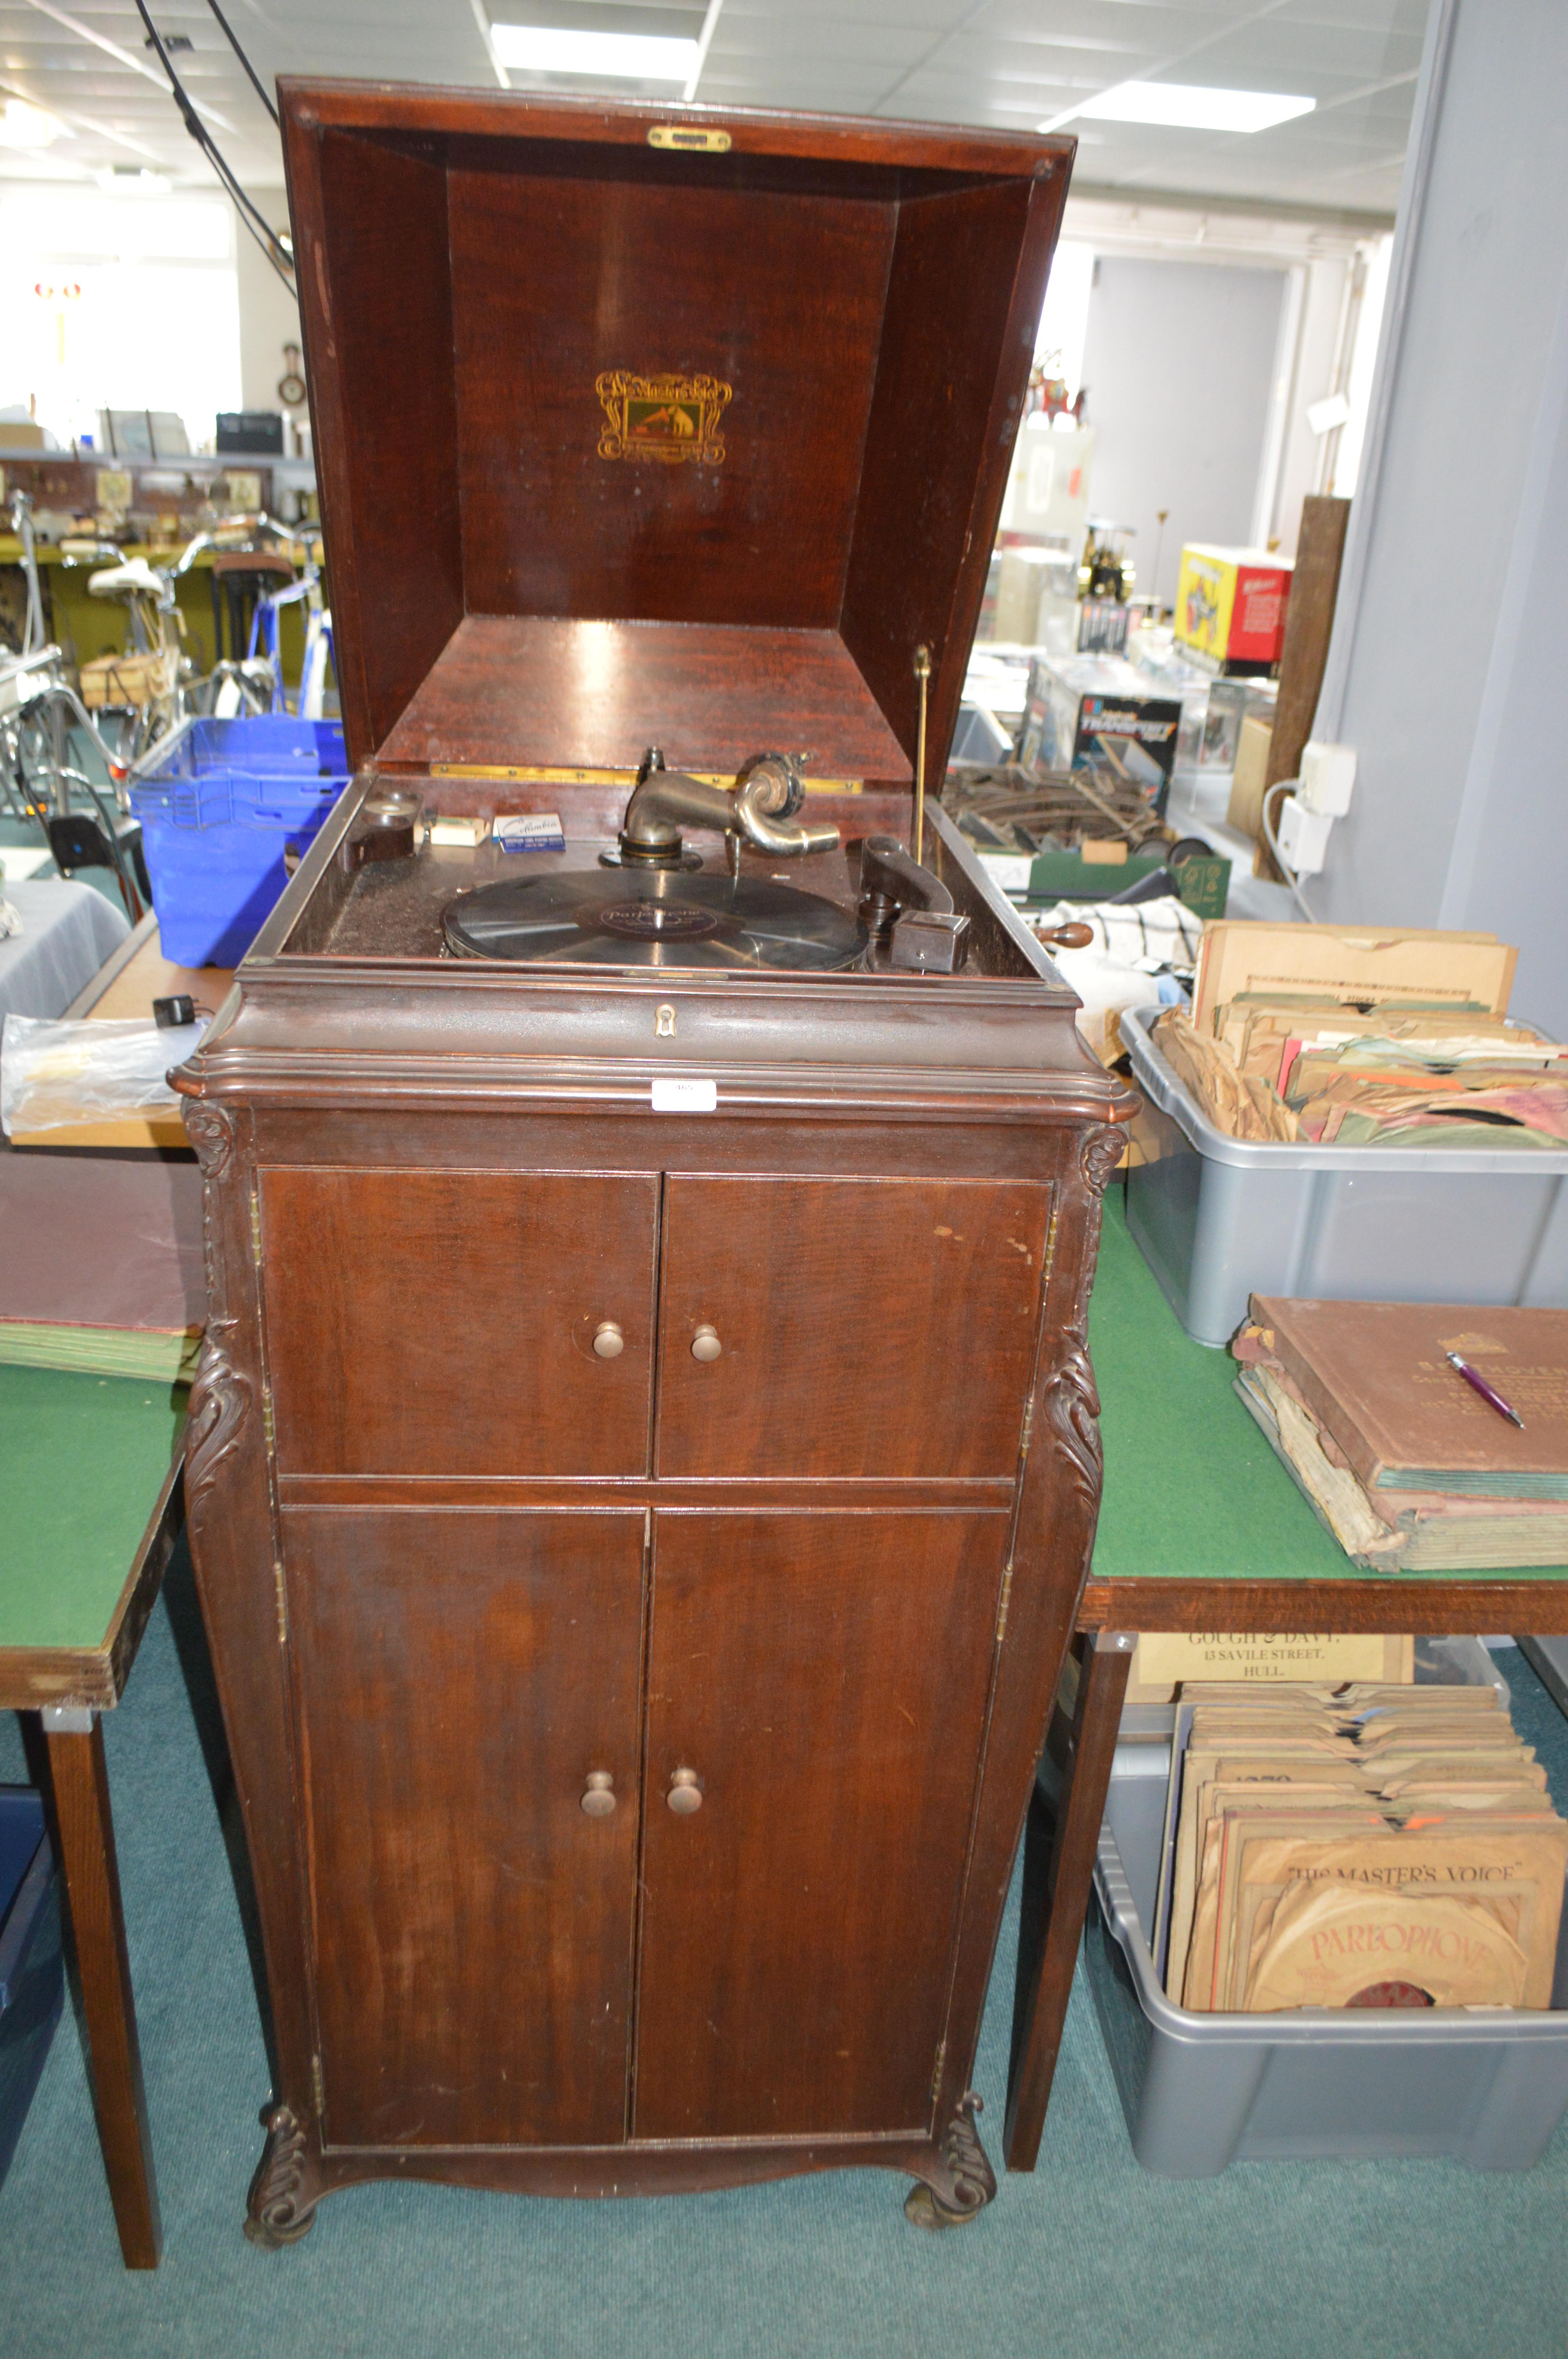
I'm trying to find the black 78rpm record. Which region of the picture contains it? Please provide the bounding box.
[443,869,867,970]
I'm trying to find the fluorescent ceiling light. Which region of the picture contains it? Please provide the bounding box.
[0,96,68,149]
[96,165,171,194]
[1066,81,1315,134]
[491,25,699,81]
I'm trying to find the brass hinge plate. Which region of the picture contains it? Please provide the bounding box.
[311,2054,325,2116]
[249,1183,262,1267]
[930,2037,947,2106]
[262,1385,275,1453]
[996,1559,1015,1642]
[1041,1202,1061,1292]
[274,1560,288,1645]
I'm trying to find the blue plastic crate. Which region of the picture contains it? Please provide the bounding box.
[130,716,349,966]
[0,1789,64,2193]
[173,715,345,780]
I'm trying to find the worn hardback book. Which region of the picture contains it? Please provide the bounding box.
[1248,1296,1568,1501]
[1232,1363,1568,1570]
[0,1141,204,1381]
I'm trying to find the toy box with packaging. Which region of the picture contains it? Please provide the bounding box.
[1175,545,1293,672]
[1016,654,1183,814]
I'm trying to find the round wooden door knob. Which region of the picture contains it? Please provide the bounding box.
[581,1772,617,1817]
[667,1768,704,1815]
[593,1321,625,1359]
[691,1325,722,1363]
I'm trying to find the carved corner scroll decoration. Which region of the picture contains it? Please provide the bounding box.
[182,1097,237,1319]
[596,371,731,466]
[181,1097,235,1182]
[182,1097,252,1527]
[1080,1121,1128,1199]
[243,2104,317,2249]
[1031,1120,1123,1524]
[187,1324,252,1520]
[1040,1341,1103,1516]
[904,2092,997,2230]
[1077,1120,1129,1294]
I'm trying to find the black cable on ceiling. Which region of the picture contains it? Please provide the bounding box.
[129,0,295,293]
[201,0,280,130]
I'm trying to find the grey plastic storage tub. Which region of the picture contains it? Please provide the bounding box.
[0,1787,64,2191]
[1087,1738,1568,2175]
[1120,1005,1568,1348]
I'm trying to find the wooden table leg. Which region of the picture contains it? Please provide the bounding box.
[1004,1629,1132,2172]
[33,1706,162,2269]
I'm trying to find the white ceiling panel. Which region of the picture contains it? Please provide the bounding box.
[0,0,1425,220]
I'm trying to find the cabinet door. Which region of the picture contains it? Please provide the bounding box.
[262,1167,657,1475]
[655,1176,1050,1477]
[285,1508,645,2148]
[633,1511,1005,2141]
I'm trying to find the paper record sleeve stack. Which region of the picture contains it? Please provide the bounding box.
[1152,921,1568,1150]
[1160,1680,1568,2015]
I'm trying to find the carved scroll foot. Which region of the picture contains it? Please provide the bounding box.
[903,2092,996,2231]
[243,2104,318,2249]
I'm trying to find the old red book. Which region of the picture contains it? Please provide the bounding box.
[0,1142,203,1378]
[1249,1295,1568,1501]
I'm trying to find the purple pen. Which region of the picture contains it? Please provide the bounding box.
[1444,1350,1526,1430]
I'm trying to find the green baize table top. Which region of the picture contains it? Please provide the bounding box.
[0,1363,183,1653]
[1088,1187,1568,1587]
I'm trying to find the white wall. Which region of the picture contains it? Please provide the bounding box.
[1313,0,1568,1033]
[1265,253,1350,553]
[0,182,240,447]
[234,191,303,419]
[1077,254,1289,611]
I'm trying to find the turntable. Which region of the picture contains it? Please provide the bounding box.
[175,80,1133,2250]
[441,750,972,973]
[442,750,867,969]
[445,864,868,969]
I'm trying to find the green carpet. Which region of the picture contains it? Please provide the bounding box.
[4,1553,1568,2354]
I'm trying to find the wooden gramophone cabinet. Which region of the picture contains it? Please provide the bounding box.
[175,80,1133,2244]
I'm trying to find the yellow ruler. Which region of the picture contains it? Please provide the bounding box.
[429,763,862,793]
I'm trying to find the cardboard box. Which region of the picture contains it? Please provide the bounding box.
[1016,655,1182,813]
[1124,1631,1413,1705]
[1225,714,1274,839]
[1191,920,1517,1036]
[1175,545,1293,670]
[999,421,1094,543]
[992,544,1076,643]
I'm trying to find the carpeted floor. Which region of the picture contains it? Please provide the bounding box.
[4,1565,1568,2359]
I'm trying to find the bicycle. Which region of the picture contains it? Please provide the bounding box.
[242,524,334,719]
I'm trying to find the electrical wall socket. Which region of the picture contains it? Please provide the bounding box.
[1299,740,1356,816]
[1278,794,1336,875]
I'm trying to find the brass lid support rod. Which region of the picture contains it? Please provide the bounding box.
[913,645,931,868]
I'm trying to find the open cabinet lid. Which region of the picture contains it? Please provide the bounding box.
[281,84,1076,788]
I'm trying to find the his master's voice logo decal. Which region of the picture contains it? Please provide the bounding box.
[596,372,731,465]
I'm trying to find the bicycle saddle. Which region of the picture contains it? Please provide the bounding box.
[87,559,164,601]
